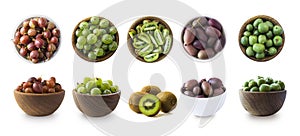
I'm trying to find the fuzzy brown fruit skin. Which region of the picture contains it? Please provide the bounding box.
[141,85,161,95]
[157,92,177,113]
[129,92,146,113]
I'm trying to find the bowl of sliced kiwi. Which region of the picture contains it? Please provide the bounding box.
[129,85,177,117]
[127,16,173,63]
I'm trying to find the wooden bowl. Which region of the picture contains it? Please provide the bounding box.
[127,16,173,63]
[14,90,65,116]
[239,89,286,116]
[238,15,285,62]
[72,17,119,62]
[72,90,121,117]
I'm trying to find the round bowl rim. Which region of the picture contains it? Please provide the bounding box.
[72,16,119,62]
[238,15,285,62]
[180,16,226,62]
[13,16,62,64]
[127,16,173,63]
[14,90,65,96]
[181,90,227,100]
[73,89,121,97]
[239,89,286,94]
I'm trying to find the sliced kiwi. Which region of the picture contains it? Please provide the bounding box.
[157,91,177,113]
[139,94,161,117]
[141,85,161,95]
[129,92,146,113]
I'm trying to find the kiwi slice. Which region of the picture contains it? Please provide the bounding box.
[141,85,161,95]
[157,91,177,113]
[139,94,161,117]
[129,92,146,113]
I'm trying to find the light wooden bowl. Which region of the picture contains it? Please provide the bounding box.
[127,16,173,63]
[72,16,119,62]
[72,90,121,117]
[239,89,286,116]
[238,15,285,62]
[14,90,65,116]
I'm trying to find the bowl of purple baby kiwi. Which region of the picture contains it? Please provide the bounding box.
[181,16,226,61]
[181,77,226,117]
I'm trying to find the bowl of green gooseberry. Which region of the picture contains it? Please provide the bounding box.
[239,76,286,116]
[239,15,285,62]
[72,16,119,62]
[73,77,121,117]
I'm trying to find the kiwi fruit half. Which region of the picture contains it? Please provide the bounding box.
[157,91,177,113]
[141,85,161,95]
[129,92,146,113]
[139,94,161,117]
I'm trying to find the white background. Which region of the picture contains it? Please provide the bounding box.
[0,0,298,135]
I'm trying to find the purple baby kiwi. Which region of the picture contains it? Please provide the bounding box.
[214,40,223,52]
[195,27,208,42]
[205,48,216,58]
[192,86,201,96]
[208,78,223,89]
[184,79,199,91]
[207,37,217,48]
[213,88,224,97]
[205,26,221,38]
[201,81,213,97]
[184,45,198,56]
[208,18,223,31]
[192,40,205,50]
[192,17,208,28]
[183,27,196,45]
[184,91,195,97]
[220,34,226,47]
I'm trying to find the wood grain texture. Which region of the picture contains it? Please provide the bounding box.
[14,90,65,116]
[238,15,285,62]
[72,17,119,62]
[72,90,120,117]
[239,89,286,116]
[127,16,173,63]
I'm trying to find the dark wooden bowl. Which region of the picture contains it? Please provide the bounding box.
[14,90,65,116]
[239,89,286,116]
[238,15,285,62]
[72,90,121,117]
[127,16,173,63]
[72,17,119,62]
